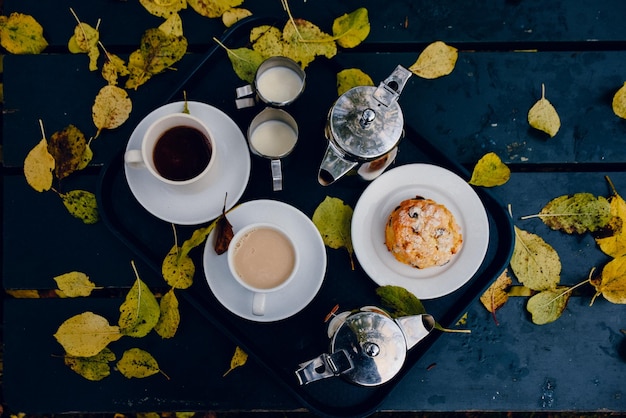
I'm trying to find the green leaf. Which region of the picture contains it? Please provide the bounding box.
[469,152,511,187]
[525,193,611,234]
[510,226,561,291]
[376,285,426,317]
[125,27,187,90]
[118,275,160,337]
[60,190,99,224]
[64,347,115,381]
[332,8,370,48]
[162,245,194,289]
[117,348,162,379]
[0,13,48,54]
[336,68,374,97]
[225,47,265,83]
[526,287,571,325]
[154,289,180,339]
[312,196,354,268]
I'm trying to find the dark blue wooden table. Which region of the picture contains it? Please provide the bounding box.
[2,1,625,416]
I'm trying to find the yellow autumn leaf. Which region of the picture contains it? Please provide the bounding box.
[162,245,195,289]
[48,124,87,180]
[222,8,252,28]
[92,85,132,138]
[223,346,248,376]
[68,22,100,71]
[102,53,129,86]
[469,152,511,187]
[54,311,123,357]
[479,269,512,313]
[332,8,370,49]
[282,18,337,69]
[312,196,354,269]
[59,189,99,224]
[0,13,48,54]
[24,137,55,192]
[155,289,180,339]
[611,82,626,119]
[188,0,244,18]
[118,268,160,337]
[336,68,374,96]
[250,25,284,59]
[510,226,561,291]
[528,84,560,137]
[64,347,115,381]
[526,286,572,325]
[595,178,626,258]
[158,12,184,37]
[6,289,40,298]
[125,27,187,90]
[409,41,458,79]
[592,255,626,304]
[54,271,98,297]
[140,0,187,18]
[117,348,164,379]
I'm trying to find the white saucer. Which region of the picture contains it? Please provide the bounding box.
[124,102,250,225]
[351,164,490,299]
[203,199,327,322]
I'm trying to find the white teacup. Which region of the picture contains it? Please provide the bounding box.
[125,112,216,186]
[227,222,299,316]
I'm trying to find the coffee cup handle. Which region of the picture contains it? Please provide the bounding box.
[271,159,283,191]
[124,149,145,168]
[252,292,266,316]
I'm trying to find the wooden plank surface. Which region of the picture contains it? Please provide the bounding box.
[3,0,626,415]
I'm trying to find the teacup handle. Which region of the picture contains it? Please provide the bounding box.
[124,149,145,168]
[271,159,283,191]
[252,292,266,316]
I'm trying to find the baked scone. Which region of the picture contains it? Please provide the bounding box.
[385,197,463,269]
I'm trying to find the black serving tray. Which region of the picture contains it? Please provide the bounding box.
[97,16,514,418]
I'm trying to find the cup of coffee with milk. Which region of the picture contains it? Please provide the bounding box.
[227,222,299,316]
[125,112,215,186]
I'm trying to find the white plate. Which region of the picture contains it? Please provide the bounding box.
[352,164,489,299]
[124,102,250,225]
[203,199,327,322]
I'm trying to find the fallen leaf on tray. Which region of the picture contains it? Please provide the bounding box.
[118,262,160,337]
[222,8,252,27]
[312,196,354,269]
[140,0,187,18]
[155,289,181,339]
[612,82,626,119]
[64,347,115,381]
[480,269,513,313]
[595,176,626,258]
[336,68,374,96]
